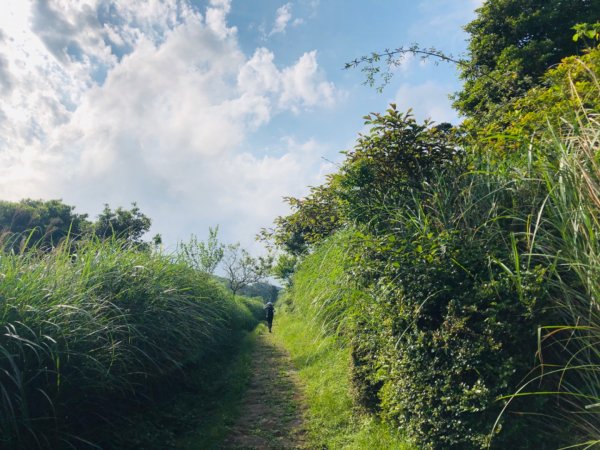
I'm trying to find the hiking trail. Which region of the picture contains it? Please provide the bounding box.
[222,328,307,450]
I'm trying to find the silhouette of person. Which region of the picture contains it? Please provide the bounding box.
[265,302,274,333]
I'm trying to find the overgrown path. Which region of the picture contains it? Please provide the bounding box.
[222,328,307,449]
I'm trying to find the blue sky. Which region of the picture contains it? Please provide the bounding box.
[0,0,482,252]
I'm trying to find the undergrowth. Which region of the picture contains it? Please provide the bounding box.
[105,328,259,449]
[272,236,413,450]
[268,49,600,448]
[0,238,263,449]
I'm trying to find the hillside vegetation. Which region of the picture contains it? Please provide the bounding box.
[273,232,413,449]
[268,35,600,450]
[0,238,264,449]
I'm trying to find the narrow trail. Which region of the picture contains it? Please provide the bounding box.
[222,329,307,450]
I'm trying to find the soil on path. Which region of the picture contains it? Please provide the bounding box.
[221,329,307,450]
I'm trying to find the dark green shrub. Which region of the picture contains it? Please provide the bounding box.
[351,223,554,448]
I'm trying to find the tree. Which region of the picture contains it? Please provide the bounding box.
[271,253,298,287]
[346,2,600,124]
[222,243,272,296]
[92,203,151,245]
[265,106,459,255]
[467,45,600,153]
[259,180,343,256]
[0,199,89,252]
[455,0,600,120]
[337,107,458,228]
[177,226,224,274]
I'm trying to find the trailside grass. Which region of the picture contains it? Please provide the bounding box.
[105,328,259,449]
[0,239,263,449]
[272,309,413,450]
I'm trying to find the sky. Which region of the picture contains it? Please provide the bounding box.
[0,0,483,253]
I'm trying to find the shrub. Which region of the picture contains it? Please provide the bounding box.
[271,44,600,449]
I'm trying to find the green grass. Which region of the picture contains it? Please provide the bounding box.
[272,309,413,450]
[493,110,600,446]
[0,238,263,449]
[105,328,259,449]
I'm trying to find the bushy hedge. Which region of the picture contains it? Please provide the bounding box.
[287,222,555,448]
[276,49,600,447]
[0,240,261,449]
[348,165,555,448]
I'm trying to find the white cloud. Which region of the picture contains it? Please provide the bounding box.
[206,0,236,39]
[279,51,336,111]
[270,3,293,35]
[238,48,338,113]
[0,0,337,250]
[393,81,458,124]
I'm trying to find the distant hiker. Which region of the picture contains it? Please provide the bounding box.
[265,302,275,333]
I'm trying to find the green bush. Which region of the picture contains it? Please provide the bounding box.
[270,38,600,450]
[465,45,600,153]
[350,207,553,448]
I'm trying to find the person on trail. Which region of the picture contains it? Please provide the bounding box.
[265,302,275,333]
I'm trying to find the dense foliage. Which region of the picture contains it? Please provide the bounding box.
[0,199,89,252]
[467,46,600,152]
[274,248,412,449]
[270,44,600,447]
[92,202,156,246]
[455,0,600,120]
[0,199,157,253]
[0,239,263,449]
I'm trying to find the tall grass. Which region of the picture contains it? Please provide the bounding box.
[277,233,413,449]
[0,238,261,449]
[417,109,600,446]
[281,230,367,338]
[488,112,600,446]
[403,115,600,447]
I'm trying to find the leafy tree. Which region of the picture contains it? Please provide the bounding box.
[337,107,458,228]
[152,233,163,247]
[264,106,459,254]
[260,181,342,256]
[455,0,600,120]
[0,199,89,252]
[572,22,600,45]
[346,1,599,125]
[222,243,272,296]
[271,253,298,287]
[468,45,600,152]
[177,226,225,274]
[92,203,151,245]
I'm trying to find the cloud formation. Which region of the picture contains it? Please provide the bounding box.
[271,3,293,35]
[0,0,338,250]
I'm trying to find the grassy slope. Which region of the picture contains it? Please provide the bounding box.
[264,231,411,448]
[0,240,264,449]
[108,328,259,449]
[272,308,412,449]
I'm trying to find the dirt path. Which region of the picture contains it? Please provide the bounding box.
[221,329,307,450]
